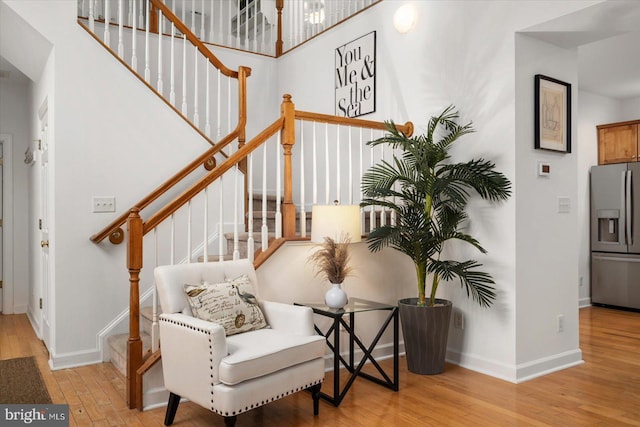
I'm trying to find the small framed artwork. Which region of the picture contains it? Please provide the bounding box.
[534,74,571,153]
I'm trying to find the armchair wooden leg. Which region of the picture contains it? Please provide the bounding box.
[164,392,181,426]
[224,415,237,426]
[310,383,321,416]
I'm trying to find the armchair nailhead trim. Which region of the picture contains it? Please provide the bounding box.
[209,379,323,417]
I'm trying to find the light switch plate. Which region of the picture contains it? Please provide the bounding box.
[92,196,116,213]
[557,196,570,213]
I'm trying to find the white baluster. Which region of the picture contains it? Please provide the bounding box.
[138,0,144,30]
[127,0,132,26]
[348,126,353,204]
[312,122,318,205]
[131,0,137,72]
[216,69,222,139]
[144,0,150,82]
[187,200,193,262]
[389,134,397,226]
[89,0,95,32]
[181,35,188,115]
[233,166,240,260]
[336,126,341,203]
[157,10,164,95]
[151,229,159,352]
[325,123,330,204]
[117,0,124,57]
[200,0,206,40]
[261,143,268,251]
[379,139,386,227]
[227,78,231,134]
[203,187,208,262]
[103,0,110,45]
[170,213,175,264]
[275,135,282,239]
[193,47,200,128]
[299,121,306,236]
[359,127,365,235]
[209,0,215,42]
[169,22,175,105]
[191,0,196,34]
[205,66,211,138]
[219,177,225,261]
[247,153,255,263]
[369,128,375,232]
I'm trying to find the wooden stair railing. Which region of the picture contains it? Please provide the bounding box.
[88,0,252,244]
[124,94,413,410]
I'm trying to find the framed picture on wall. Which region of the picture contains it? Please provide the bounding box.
[534,74,571,153]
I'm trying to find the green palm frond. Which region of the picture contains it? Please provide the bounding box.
[428,260,497,308]
[360,106,512,307]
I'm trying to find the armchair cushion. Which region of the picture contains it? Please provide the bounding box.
[220,328,325,385]
[184,274,267,336]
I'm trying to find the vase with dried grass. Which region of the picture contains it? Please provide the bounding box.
[308,236,352,309]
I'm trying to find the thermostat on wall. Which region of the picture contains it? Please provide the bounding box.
[538,162,551,176]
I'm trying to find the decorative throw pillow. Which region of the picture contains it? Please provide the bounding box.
[183,274,267,336]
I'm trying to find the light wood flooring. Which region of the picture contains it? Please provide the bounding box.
[1,306,639,426]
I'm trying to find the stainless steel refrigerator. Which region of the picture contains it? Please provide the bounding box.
[590,162,640,310]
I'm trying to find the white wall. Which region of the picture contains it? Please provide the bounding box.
[620,96,640,120]
[576,91,621,307]
[274,0,597,382]
[514,34,582,378]
[0,73,31,314]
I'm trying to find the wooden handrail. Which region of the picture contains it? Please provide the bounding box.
[90,61,250,244]
[295,110,414,137]
[143,118,285,234]
[149,0,238,78]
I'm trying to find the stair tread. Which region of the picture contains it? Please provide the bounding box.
[107,332,152,357]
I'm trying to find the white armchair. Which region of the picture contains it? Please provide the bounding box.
[154,259,326,426]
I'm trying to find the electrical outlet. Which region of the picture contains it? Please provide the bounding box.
[92,196,116,213]
[454,312,464,330]
[557,314,564,333]
[579,276,584,287]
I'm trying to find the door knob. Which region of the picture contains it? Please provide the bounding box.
[41,240,49,248]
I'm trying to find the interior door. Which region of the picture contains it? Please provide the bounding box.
[40,123,52,351]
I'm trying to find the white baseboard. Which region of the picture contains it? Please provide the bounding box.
[579,298,591,308]
[143,387,171,411]
[514,349,583,383]
[446,349,518,382]
[446,348,583,383]
[49,349,103,371]
[26,309,42,339]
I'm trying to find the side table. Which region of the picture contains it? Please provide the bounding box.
[294,298,399,406]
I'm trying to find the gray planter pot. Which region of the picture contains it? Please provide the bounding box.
[398,298,452,375]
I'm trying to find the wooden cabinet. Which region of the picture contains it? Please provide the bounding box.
[597,120,639,165]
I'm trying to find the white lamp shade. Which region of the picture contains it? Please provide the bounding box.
[311,204,362,243]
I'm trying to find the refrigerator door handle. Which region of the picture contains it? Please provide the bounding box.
[625,171,633,245]
[620,170,627,245]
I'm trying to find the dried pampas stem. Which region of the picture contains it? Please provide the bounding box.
[308,236,353,284]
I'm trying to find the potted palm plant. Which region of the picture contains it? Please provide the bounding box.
[360,106,511,374]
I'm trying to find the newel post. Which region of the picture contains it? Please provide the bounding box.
[281,94,296,237]
[126,208,143,410]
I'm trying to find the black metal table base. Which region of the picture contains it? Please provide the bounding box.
[311,303,399,406]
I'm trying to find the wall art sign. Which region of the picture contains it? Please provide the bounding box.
[335,31,376,118]
[534,74,571,153]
